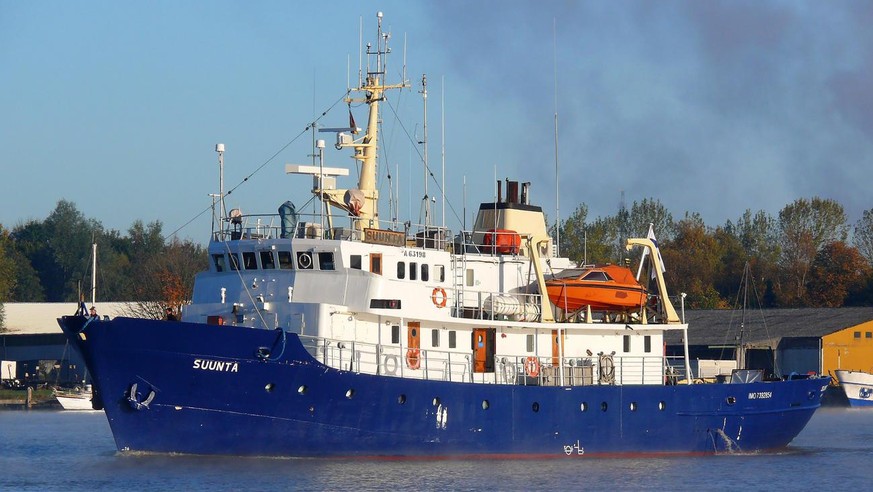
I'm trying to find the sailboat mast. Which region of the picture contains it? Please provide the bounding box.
[91,242,97,305]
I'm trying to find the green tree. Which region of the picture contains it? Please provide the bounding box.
[777,198,848,305]
[661,213,726,308]
[853,209,873,267]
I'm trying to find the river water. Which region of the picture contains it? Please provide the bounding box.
[0,407,869,491]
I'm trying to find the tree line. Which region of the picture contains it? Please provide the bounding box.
[0,200,207,324]
[1,195,871,326]
[556,196,873,309]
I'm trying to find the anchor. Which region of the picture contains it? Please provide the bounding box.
[127,382,156,410]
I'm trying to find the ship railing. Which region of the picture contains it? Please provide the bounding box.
[214,213,283,241]
[298,334,684,386]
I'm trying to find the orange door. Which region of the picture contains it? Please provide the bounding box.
[472,328,496,373]
[406,322,421,369]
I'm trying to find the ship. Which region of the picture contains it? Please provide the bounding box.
[58,12,830,457]
[834,370,873,407]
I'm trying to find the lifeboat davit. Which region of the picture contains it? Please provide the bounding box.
[546,264,648,312]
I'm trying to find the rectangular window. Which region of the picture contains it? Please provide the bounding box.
[855,332,862,339]
[410,262,418,281]
[466,269,474,286]
[867,332,872,339]
[277,251,293,269]
[369,299,401,309]
[397,261,406,279]
[436,265,445,283]
[623,335,631,353]
[212,254,226,272]
[228,253,240,271]
[370,253,382,275]
[421,264,429,282]
[259,251,276,269]
[644,335,652,353]
[318,252,335,270]
[432,329,439,348]
[449,330,457,348]
[350,254,362,270]
[526,334,534,352]
[391,325,400,344]
[242,252,258,269]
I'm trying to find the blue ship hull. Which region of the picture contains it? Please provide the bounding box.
[59,315,829,457]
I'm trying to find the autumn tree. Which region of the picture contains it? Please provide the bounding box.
[853,209,873,267]
[806,242,871,307]
[661,213,725,308]
[776,198,849,305]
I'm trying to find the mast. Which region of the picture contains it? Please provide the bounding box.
[420,73,430,226]
[90,242,97,305]
[313,11,409,232]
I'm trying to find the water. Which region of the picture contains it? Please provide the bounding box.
[1,407,870,491]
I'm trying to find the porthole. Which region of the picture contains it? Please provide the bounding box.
[600,402,608,412]
[629,402,637,412]
[346,389,355,399]
[658,401,666,411]
[433,397,441,406]
[398,394,407,404]
[726,396,736,406]
[264,383,275,392]
[482,400,490,410]
[532,402,540,412]
[580,402,588,412]
[297,385,308,395]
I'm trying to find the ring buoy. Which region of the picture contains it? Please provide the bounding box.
[431,287,447,308]
[406,348,421,370]
[383,354,398,375]
[524,356,540,377]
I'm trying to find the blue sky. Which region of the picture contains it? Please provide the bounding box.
[2,1,873,243]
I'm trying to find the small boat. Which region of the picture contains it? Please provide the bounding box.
[53,385,95,411]
[546,264,648,312]
[835,370,873,407]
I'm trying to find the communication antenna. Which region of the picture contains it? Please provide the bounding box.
[420,74,431,227]
[553,18,561,257]
[216,143,226,227]
[441,76,446,230]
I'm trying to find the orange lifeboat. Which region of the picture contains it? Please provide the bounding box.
[545,264,647,312]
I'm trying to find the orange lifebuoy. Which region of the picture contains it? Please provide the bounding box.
[431,287,447,308]
[406,348,421,370]
[524,356,541,377]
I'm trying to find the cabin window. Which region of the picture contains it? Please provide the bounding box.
[855,332,861,339]
[397,261,406,279]
[466,269,474,286]
[449,330,457,348]
[228,253,240,271]
[212,254,226,272]
[243,252,258,270]
[277,251,293,269]
[391,325,400,344]
[644,335,652,353]
[623,335,631,353]
[371,254,382,275]
[410,262,418,281]
[432,329,440,348]
[436,265,445,283]
[421,264,429,282]
[260,251,276,269]
[318,252,335,270]
[582,271,610,282]
[867,332,872,339]
[526,334,534,352]
[350,255,362,270]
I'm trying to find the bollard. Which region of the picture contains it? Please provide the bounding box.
[26,387,33,408]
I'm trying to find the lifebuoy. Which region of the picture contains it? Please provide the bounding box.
[524,356,540,377]
[406,348,421,370]
[431,287,447,308]
[383,354,398,375]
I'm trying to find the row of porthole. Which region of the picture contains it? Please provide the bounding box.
[278,384,680,413]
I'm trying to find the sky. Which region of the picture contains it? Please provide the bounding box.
[2,1,873,244]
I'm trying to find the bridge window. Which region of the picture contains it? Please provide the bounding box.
[260,251,276,269]
[228,253,240,271]
[350,255,361,270]
[410,262,418,281]
[277,251,293,269]
[318,252,335,270]
[421,264,429,282]
[397,261,406,279]
[243,252,257,270]
[212,254,226,272]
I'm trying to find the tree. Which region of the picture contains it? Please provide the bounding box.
[627,198,675,240]
[557,204,588,265]
[806,242,871,307]
[777,198,849,305]
[661,213,726,308]
[853,209,873,267]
